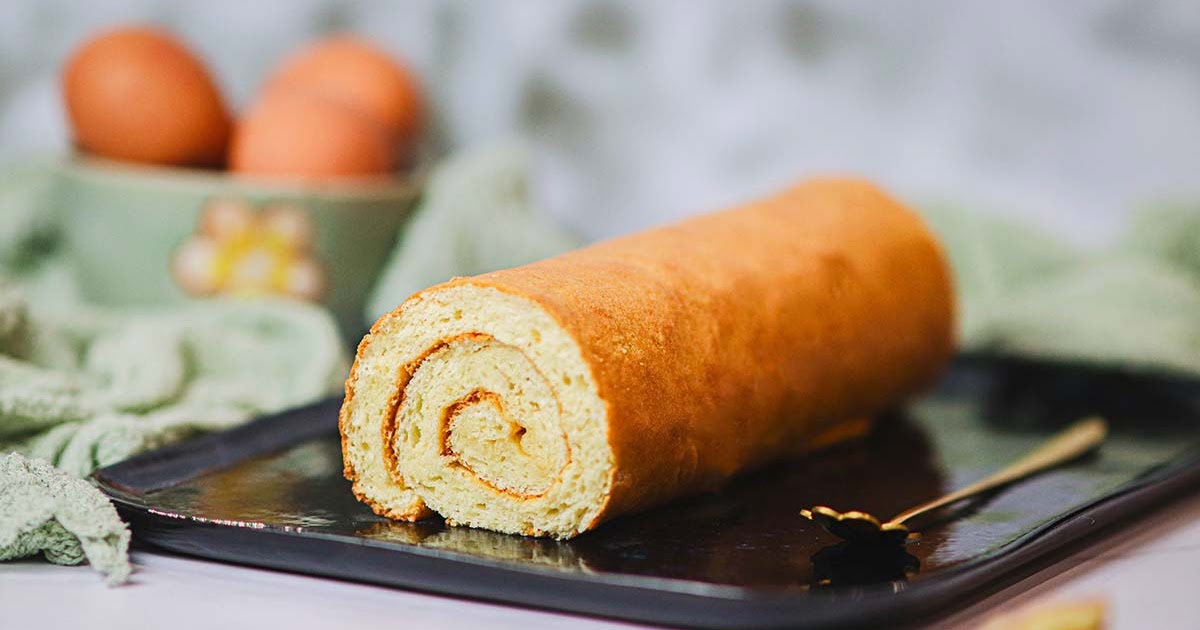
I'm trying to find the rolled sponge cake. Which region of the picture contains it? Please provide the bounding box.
[340,178,955,538]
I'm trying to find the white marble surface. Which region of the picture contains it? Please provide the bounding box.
[929,490,1200,629]
[3,490,1199,629]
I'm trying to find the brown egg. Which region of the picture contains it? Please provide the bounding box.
[62,26,231,167]
[264,36,424,155]
[229,90,394,180]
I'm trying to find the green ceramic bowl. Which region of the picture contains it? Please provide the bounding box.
[50,157,421,339]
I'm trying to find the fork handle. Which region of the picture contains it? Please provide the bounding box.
[888,417,1108,527]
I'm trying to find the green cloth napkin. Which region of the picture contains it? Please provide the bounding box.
[0,452,130,584]
[0,285,347,582]
[923,203,1200,376]
[0,284,348,476]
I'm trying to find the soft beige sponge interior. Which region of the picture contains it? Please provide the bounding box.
[341,283,613,538]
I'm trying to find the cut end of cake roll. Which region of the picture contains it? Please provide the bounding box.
[340,281,614,538]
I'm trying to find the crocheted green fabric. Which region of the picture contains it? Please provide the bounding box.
[0,286,347,582]
[0,452,131,584]
[923,203,1200,376]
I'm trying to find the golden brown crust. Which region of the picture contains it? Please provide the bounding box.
[338,330,368,482]
[447,178,955,525]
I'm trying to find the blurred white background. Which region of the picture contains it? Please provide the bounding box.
[2,0,1198,243]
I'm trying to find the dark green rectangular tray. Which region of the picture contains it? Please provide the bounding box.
[93,357,1200,629]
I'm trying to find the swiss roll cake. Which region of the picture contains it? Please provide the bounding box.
[340,178,955,538]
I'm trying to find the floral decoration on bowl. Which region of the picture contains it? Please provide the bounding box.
[172,198,327,301]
